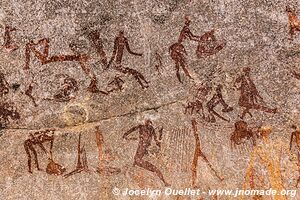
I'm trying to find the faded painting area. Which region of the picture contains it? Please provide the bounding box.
[0,0,300,199]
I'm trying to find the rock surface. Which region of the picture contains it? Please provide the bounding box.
[0,0,300,199]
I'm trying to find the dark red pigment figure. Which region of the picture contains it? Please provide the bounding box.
[230,120,257,151]
[286,6,300,40]
[185,83,212,118]
[122,67,149,89]
[2,25,19,52]
[0,102,20,126]
[196,30,226,58]
[291,69,300,80]
[206,84,233,123]
[154,51,164,75]
[88,30,109,67]
[0,123,4,132]
[107,31,149,89]
[106,76,124,94]
[0,72,9,97]
[64,133,89,178]
[24,38,100,93]
[169,16,200,83]
[24,83,37,107]
[53,76,79,102]
[234,67,277,119]
[289,125,300,187]
[95,126,121,176]
[24,129,65,175]
[122,119,169,186]
[191,119,223,187]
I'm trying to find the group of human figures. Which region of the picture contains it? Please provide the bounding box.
[229,121,300,200]
[22,119,171,187]
[1,25,153,107]
[169,16,226,83]
[0,14,229,108]
[5,5,300,199]
[1,6,300,99]
[22,118,223,189]
[24,126,121,178]
[185,67,277,123]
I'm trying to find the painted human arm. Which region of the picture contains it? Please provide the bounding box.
[186,28,201,41]
[153,127,161,148]
[122,125,140,140]
[125,39,142,56]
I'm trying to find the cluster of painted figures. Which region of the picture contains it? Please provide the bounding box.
[21,118,300,200]
[0,5,300,199]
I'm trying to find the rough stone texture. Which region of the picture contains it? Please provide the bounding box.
[0,0,300,199]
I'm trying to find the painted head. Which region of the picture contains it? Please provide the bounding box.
[144,119,153,126]
[243,67,251,75]
[292,125,298,130]
[235,120,248,130]
[184,15,191,26]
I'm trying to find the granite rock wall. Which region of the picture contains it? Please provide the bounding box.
[0,0,300,199]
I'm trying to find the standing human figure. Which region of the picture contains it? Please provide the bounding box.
[108,31,142,69]
[169,16,200,83]
[191,119,223,187]
[95,126,121,175]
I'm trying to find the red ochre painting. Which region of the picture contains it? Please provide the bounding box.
[0,1,300,200]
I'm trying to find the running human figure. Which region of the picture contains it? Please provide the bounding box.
[169,16,200,83]
[169,42,192,83]
[106,31,149,88]
[234,67,277,119]
[122,119,169,186]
